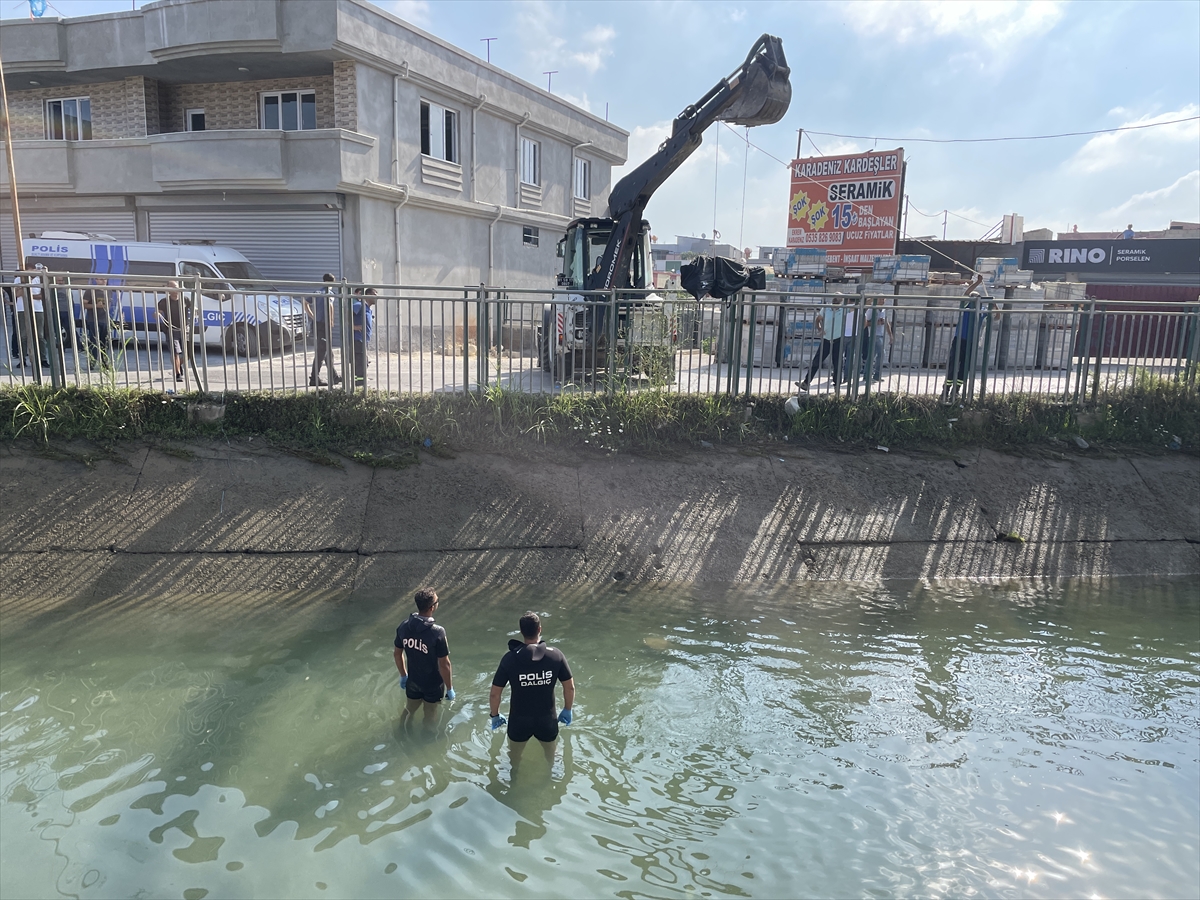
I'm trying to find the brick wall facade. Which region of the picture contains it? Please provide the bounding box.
[5,80,132,140]
[142,77,161,136]
[5,75,339,140]
[333,60,357,132]
[158,76,335,133]
[123,77,147,138]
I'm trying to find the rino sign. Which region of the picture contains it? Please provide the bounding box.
[1022,239,1199,277]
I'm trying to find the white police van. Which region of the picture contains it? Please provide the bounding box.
[22,233,308,357]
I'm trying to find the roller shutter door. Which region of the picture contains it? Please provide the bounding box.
[148,210,341,283]
[1,211,137,269]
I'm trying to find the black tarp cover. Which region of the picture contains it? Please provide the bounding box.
[680,256,767,299]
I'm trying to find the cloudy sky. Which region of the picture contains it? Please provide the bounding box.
[31,0,1200,250]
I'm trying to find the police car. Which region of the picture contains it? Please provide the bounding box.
[22,233,309,357]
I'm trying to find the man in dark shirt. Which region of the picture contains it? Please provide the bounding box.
[157,281,187,383]
[307,273,341,387]
[394,587,454,726]
[489,611,575,764]
[81,277,112,369]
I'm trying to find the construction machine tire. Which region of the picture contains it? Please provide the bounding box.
[539,309,553,372]
[226,323,260,358]
[263,323,290,356]
[552,348,574,384]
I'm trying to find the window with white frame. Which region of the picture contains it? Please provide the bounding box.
[523,226,539,247]
[420,100,459,163]
[186,109,206,132]
[520,136,540,186]
[260,91,316,131]
[44,97,92,141]
[573,157,590,200]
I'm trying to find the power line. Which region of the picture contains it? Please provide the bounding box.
[906,202,989,229]
[803,115,1199,145]
[720,123,987,278]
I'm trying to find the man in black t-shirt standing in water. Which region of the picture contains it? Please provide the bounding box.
[394,588,454,726]
[489,611,575,764]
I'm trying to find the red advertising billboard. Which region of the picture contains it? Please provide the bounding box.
[786,148,904,268]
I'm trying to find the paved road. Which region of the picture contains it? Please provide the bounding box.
[0,341,1171,400]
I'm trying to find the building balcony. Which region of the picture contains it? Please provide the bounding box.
[1,129,377,196]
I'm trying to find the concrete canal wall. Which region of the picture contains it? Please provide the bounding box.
[1,442,1197,625]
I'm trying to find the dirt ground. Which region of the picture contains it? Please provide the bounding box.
[1,439,1197,626]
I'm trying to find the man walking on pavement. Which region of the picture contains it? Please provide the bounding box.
[308,273,341,387]
[797,292,846,392]
[394,588,454,727]
[489,611,575,766]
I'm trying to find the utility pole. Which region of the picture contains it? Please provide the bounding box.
[480,37,496,64]
[942,209,947,240]
[0,44,26,273]
[543,71,558,92]
[796,128,803,160]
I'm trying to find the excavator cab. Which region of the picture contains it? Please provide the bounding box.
[556,218,650,292]
[717,34,791,127]
[545,219,657,382]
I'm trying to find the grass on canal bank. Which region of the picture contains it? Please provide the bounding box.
[1,376,1196,464]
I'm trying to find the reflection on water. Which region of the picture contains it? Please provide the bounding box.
[2,579,1197,898]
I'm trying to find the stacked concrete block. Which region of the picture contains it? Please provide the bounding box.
[872,254,930,283]
[976,256,1033,288]
[890,292,928,368]
[925,297,959,368]
[782,248,827,276]
[1041,282,1087,302]
[779,304,819,369]
[782,279,825,299]
[1039,308,1077,370]
[998,289,1044,369]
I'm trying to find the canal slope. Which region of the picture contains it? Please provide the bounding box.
[1,441,1196,624]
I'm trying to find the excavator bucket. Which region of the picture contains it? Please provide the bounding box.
[720,34,792,127]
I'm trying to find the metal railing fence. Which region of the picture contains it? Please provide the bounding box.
[3,270,1197,405]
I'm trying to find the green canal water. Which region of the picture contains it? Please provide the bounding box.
[1,579,1197,899]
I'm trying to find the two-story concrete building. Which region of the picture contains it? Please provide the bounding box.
[0,0,627,291]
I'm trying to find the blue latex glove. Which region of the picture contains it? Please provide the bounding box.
[557,708,572,726]
[445,688,456,701]
[490,714,507,731]
[399,674,407,690]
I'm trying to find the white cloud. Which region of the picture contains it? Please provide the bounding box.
[1100,170,1200,226]
[622,120,672,171]
[804,136,869,158]
[847,0,1065,48]
[384,0,432,29]
[617,120,736,178]
[1069,105,1200,174]
[557,91,592,114]
[571,26,616,75]
[511,2,616,85]
[611,118,792,247]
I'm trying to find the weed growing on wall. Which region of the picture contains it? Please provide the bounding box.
[0,378,1195,459]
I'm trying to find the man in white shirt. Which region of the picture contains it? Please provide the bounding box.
[15,264,48,369]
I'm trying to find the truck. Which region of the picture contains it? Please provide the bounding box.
[539,34,792,383]
[21,233,308,357]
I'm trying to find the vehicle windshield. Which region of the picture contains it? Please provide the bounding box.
[214,261,278,292]
[564,222,647,290]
